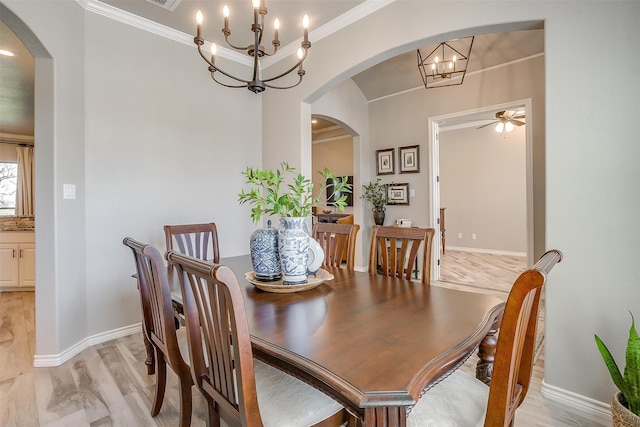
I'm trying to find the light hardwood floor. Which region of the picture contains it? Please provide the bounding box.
[1,253,602,426]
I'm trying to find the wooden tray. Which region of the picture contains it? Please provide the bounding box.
[244,269,334,293]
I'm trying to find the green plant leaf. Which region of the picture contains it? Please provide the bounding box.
[625,313,640,414]
[595,333,629,398]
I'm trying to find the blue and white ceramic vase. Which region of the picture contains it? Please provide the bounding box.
[279,217,311,285]
[250,220,281,281]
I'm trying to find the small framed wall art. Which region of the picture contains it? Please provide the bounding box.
[399,145,420,173]
[387,183,410,205]
[376,148,395,175]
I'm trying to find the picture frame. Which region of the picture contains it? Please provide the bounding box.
[376,148,395,175]
[387,183,409,205]
[399,145,420,173]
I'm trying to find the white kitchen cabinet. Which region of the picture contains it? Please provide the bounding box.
[0,232,35,289]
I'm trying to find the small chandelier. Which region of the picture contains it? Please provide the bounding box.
[417,37,474,89]
[194,0,311,94]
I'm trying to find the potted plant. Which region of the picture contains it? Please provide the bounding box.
[238,162,352,284]
[362,178,388,225]
[595,312,640,426]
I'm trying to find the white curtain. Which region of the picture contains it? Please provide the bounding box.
[16,146,34,216]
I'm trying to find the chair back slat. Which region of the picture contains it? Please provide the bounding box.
[168,251,264,427]
[368,225,435,285]
[124,238,178,353]
[312,222,360,270]
[165,223,220,268]
[484,249,562,427]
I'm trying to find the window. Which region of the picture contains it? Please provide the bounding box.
[0,162,17,216]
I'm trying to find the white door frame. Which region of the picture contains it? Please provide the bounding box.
[427,99,534,281]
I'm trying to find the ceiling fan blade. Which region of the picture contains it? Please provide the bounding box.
[477,121,497,129]
[512,114,526,119]
[510,119,526,126]
[495,110,506,119]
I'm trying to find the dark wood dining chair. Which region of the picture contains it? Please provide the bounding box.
[166,250,348,427]
[164,222,220,267]
[406,249,563,427]
[368,225,435,285]
[312,222,360,270]
[122,237,193,427]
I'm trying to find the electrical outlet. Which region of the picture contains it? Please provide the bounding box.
[472,233,477,240]
[458,233,463,239]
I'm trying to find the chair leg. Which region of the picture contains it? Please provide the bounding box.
[150,352,167,416]
[206,396,221,427]
[178,376,193,427]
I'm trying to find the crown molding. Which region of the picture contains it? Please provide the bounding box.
[77,0,394,69]
[76,0,251,66]
[262,0,396,68]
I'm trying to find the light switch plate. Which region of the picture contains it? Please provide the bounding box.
[63,184,76,200]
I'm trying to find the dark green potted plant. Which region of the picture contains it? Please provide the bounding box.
[595,312,640,426]
[362,179,388,225]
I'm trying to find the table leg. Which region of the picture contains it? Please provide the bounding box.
[142,324,155,375]
[363,406,407,427]
[476,311,503,384]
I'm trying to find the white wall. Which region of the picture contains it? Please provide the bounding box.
[4,0,262,358]
[261,0,640,415]
[440,124,527,253]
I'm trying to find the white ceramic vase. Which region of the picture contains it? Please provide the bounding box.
[279,217,310,284]
[278,217,324,285]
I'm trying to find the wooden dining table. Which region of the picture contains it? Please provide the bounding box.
[162,255,505,427]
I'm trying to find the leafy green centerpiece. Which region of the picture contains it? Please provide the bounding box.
[238,162,352,221]
[595,312,640,422]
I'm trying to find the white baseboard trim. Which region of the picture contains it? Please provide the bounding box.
[33,323,141,367]
[541,380,612,425]
[445,246,526,257]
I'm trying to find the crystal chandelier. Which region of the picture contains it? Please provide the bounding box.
[417,37,474,89]
[194,0,311,94]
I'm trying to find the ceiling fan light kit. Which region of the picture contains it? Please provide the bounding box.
[194,0,311,93]
[477,110,526,133]
[417,36,474,89]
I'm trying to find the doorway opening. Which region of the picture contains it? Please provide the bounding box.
[428,99,534,289]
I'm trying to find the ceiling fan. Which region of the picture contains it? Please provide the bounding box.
[478,110,525,132]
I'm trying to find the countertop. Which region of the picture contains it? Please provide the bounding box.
[0,216,35,232]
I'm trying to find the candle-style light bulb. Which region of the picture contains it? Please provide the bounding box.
[434,56,439,63]
[252,0,260,9]
[223,5,229,33]
[302,14,309,44]
[274,18,280,41]
[452,55,457,63]
[196,10,203,38]
[297,48,304,72]
[210,43,217,64]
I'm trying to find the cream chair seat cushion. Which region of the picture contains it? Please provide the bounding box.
[407,370,489,427]
[254,359,344,427]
